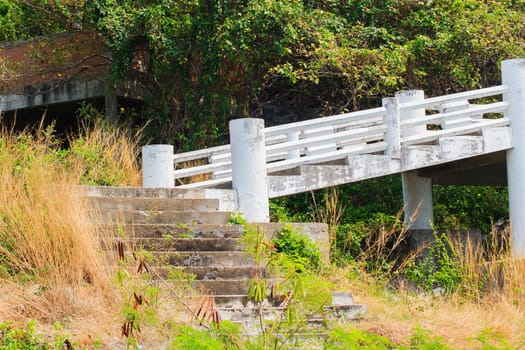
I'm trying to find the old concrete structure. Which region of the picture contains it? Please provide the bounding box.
[0,33,142,130]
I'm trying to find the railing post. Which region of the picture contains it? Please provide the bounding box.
[142,144,175,188]
[287,131,301,159]
[503,58,525,257]
[382,97,401,159]
[396,90,426,137]
[230,118,270,222]
[395,90,434,231]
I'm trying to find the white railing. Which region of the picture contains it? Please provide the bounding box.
[139,58,525,258]
[168,85,509,188]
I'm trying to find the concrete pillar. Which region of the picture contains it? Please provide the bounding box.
[402,171,434,230]
[230,118,270,222]
[142,145,175,188]
[502,59,525,257]
[105,91,118,122]
[398,89,434,230]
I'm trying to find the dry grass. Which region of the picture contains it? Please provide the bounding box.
[0,128,106,287]
[68,121,143,186]
[326,219,525,348]
[324,259,524,348]
[0,123,141,344]
[310,187,345,249]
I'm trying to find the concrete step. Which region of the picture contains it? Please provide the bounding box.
[82,185,238,212]
[156,266,259,280]
[192,279,251,295]
[149,251,253,267]
[100,223,245,239]
[106,250,253,267]
[218,304,367,324]
[93,210,232,225]
[88,197,219,212]
[108,237,243,252]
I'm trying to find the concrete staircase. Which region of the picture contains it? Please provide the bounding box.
[85,186,366,329]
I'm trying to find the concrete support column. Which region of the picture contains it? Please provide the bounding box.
[502,59,525,257]
[402,172,434,230]
[230,118,270,222]
[398,89,434,230]
[142,145,175,188]
[105,90,118,122]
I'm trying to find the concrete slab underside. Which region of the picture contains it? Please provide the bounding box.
[418,151,507,186]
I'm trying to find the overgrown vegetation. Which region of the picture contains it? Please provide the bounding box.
[1,0,525,347]
[0,123,524,348]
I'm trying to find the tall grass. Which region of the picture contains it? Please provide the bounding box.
[66,120,142,186]
[0,121,141,322]
[449,225,525,307]
[310,187,345,253]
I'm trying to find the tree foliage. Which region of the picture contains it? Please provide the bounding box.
[5,0,523,149]
[0,0,82,42]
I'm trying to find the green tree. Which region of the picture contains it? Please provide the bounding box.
[83,0,407,149]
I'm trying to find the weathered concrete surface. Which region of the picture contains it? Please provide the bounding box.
[503,58,525,257]
[268,128,512,198]
[101,223,245,239]
[142,145,175,188]
[1,79,106,112]
[229,118,270,222]
[155,266,259,280]
[153,251,254,267]
[91,186,352,317]
[113,237,244,251]
[82,185,239,212]
[88,197,219,212]
[94,209,232,225]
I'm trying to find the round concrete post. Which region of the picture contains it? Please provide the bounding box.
[503,59,525,257]
[142,144,175,188]
[230,118,270,222]
[396,90,426,137]
[398,89,433,230]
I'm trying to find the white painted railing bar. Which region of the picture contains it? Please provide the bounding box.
[172,109,388,173]
[264,107,386,137]
[266,142,388,173]
[401,117,510,145]
[266,124,386,154]
[174,160,232,179]
[337,133,386,148]
[399,85,507,112]
[170,91,509,183]
[332,117,384,132]
[210,149,299,165]
[400,101,509,128]
[173,144,230,163]
[177,177,232,189]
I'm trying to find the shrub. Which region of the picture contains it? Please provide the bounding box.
[272,224,322,272]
